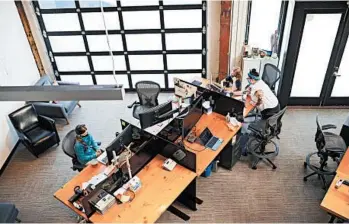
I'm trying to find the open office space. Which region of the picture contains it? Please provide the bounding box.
[1,0,349,223]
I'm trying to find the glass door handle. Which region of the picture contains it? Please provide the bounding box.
[333,67,341,77]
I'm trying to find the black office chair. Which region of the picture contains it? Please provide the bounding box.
[246,107,287,170]
[303,116,347,189]
[62,130,85,172]
[9,104,60,158]
[127,81,160,119]
[261,63,281,95]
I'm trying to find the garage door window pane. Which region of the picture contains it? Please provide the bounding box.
[164,10,202,28]
[129,55,163,70]
[79,0,116,7]
[60,75,93,85]
[87,35,123,52]
[120,0,159,6]
[132,75,165,88]
[167,54,201,69]
[55,56,90,71]
[126,34,162,51]
[96,75,129,88]
[82,12,120,30]
[42,14,80,31]
[49,36,85,52]
[163,0,202,5]
[39,0,75,9]
[168,73,201,87]
[92,56,127,71]
[123,11,160,29]
[166,33,201,50]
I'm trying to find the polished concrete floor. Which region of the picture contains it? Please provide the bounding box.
[0,93,348,223]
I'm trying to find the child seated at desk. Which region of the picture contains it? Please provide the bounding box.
[74,124,102,165]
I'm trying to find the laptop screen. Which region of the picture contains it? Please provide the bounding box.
[199,127,213,145]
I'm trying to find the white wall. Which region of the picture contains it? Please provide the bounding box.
[0,0,40,169]
[207,0,220,80]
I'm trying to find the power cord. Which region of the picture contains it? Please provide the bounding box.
[100,0,118,85]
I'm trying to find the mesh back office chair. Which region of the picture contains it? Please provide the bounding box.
[128,81,161,120]
[304,116,347,189]
[261,63,281,95]
[247,107,287,170]
[62,130,85,172]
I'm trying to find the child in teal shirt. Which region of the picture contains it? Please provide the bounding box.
[74,124,101,165]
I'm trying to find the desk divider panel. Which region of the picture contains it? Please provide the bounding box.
[120,119,196,173]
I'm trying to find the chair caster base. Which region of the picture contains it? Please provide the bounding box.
[252,166,257,170]
[272,165,277,169]
[304,162,307,168]
[303,177,307,181]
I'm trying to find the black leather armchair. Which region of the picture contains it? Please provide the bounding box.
[9,104,60,158]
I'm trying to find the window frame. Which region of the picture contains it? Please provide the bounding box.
[32,0,207,91]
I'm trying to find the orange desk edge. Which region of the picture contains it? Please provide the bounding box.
[321,147,349,220]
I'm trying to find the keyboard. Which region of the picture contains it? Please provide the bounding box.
[206,137,219,149]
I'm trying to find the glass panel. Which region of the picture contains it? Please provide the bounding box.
[167,54,201,69]
[60,75,93,85]
[131,75,165,88]
[120,0,159,6]
[126,34,162,51]
[87,35,123,52]
[79,0,116,7]
[164,10,202,28]
[55,56,90,71]
[166,33,201,50]
[92,56,127,71]
[82,12,120,30]
[123,11,160,29]
[49,36,85,52]
[168,73,201,88]
[163,0,202,5]
[129,55,163,70]
[331,39,349,97]
[248,0,282,51]
[39,0,75,9]
[96,75,130,88]
[42,14,81,31]
[290,14,341,97]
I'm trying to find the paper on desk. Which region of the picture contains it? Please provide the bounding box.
[89,173,108,186]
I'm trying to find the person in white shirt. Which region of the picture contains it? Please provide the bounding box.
[246,69,280,119]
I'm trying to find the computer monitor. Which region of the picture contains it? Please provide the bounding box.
[213,94,245,117]
[182,96,203,138]
[106,124,132,163]
[139,101,173,129]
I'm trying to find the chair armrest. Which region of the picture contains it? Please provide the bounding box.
[322,124,337,130]
[17,131,32,144]
[127,101,139,109]
[38,115,56,131]
[57,81,80,86]
[33,103,68,119]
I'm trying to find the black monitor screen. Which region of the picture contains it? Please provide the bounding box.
[182,96,203,138]
[139,101,172,129]
[106,125,132,163]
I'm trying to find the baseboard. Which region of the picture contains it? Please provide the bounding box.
[0,140,20,177]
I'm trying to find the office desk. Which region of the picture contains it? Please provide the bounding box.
[54,163,106,220]
[182,112,241,176]
[90,155,196,223]
[321,148,349,221]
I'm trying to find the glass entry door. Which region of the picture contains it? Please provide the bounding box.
[280,2,349,106]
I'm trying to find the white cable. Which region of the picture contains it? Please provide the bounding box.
[100,0,118,85]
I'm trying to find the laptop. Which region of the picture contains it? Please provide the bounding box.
[198,127,223,151]
[97,151,108,165]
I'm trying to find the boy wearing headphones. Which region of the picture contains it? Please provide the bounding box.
[74,124,102,165]
[246,69,280,119]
